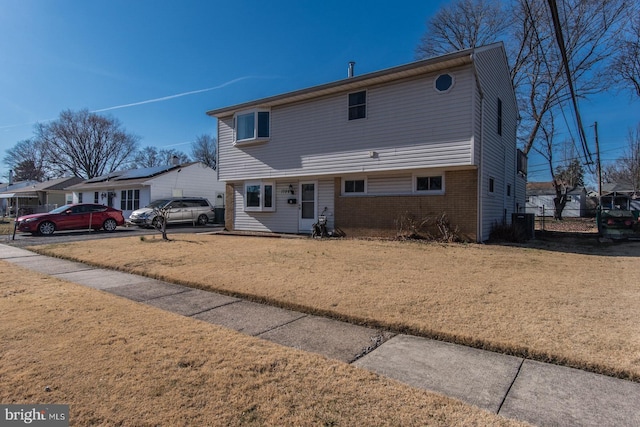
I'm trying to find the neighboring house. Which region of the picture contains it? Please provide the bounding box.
[600,181,640,211]
[0,176,83,216]
[0,179,39,216]
[525,182,587,218]
[64,162,224,220]
[207,42,525,241]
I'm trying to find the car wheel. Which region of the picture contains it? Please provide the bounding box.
[197,214,209,226]
[38,221,55,235]
[152,217,164,229]
[103,218,117,232]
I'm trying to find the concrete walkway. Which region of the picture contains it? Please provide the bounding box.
[1,243,639,426]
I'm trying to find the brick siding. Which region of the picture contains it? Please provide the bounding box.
[225,183,234,231]
[334,170,478,240]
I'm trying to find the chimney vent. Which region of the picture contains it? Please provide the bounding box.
[348,61,356,78]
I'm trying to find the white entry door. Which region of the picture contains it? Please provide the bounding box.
[299,181,317,233]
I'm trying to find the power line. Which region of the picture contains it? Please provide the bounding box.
[546,0,593,166]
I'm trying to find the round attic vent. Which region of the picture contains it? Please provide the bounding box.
[434,73,454,93]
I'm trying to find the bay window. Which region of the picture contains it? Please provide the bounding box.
[235,109,270,143]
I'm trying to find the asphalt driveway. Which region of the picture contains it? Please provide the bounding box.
[2,223,224,247]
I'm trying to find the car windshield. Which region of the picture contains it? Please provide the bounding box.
[49,204,74,214]
[146,199,171,209]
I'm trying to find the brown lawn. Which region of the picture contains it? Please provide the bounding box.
[0,262,527,426]
[29,233,640,382]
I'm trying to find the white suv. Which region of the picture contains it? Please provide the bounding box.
[128,197,214,228]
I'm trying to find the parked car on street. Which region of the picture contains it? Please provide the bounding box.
[128,197,215,228]
[16,204,125,235]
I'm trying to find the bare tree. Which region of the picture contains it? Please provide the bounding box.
[416,0,629,157]
[191,134,217,170]
[35,109,139,179]
[534,117,584,220]
[130,146,189,168]
[510,0,628,156]
[416,0,508,58]
[609,13,640,98]
[602,124,640,195]
[3,139,48,181]
[152,204,171,241]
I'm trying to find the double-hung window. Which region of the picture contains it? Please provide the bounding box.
[245,181,275,212]
[348,91,366,120]
[235,109,270,143]
[415,175,444,194]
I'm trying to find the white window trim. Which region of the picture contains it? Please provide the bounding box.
[434,73,455,93]
[342,177,367,196]
[244,181,275,212]
[234,109,270,145]
[348,90,367,121]
[413,173,445,195]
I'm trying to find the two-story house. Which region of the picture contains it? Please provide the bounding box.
[207,42,525,241]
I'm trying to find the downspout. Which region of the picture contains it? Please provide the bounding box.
[471,53,485,242]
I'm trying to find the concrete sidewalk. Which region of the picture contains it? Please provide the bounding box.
[1,244,639,426]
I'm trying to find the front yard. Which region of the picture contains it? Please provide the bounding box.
[1,263,523,426]
[30,233,640,381]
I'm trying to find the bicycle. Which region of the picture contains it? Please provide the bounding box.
[312,207,329,238]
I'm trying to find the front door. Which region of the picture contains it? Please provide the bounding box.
[299,181,317,233]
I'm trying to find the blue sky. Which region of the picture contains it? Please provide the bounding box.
[0,0,638,185]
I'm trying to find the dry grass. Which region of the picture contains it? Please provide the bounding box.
[0,219,14,235]
[0,262,526,426]
[31,233,640,382]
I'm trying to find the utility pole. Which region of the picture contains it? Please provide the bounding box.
[594,121,602,204]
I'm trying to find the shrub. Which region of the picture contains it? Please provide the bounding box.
[395,212,461,242]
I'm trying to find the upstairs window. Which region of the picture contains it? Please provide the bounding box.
[348,91,366,120]
[235,110,270,143]
[517,149,527,176]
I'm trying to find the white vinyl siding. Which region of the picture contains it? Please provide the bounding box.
[233,179,334,234]
[473,45,520,240]
[366,175,412,194]
[218,69,475,182]
[146,164,223,203]
[215,43,519,242]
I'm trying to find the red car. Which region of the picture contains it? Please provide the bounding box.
[16,203,125,235]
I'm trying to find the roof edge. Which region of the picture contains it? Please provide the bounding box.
[206,46,481,118]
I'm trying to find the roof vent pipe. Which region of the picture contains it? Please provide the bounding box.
[348,61,355,78]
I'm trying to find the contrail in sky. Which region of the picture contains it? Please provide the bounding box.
[91,76,256,112]
[0,76,259,129]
